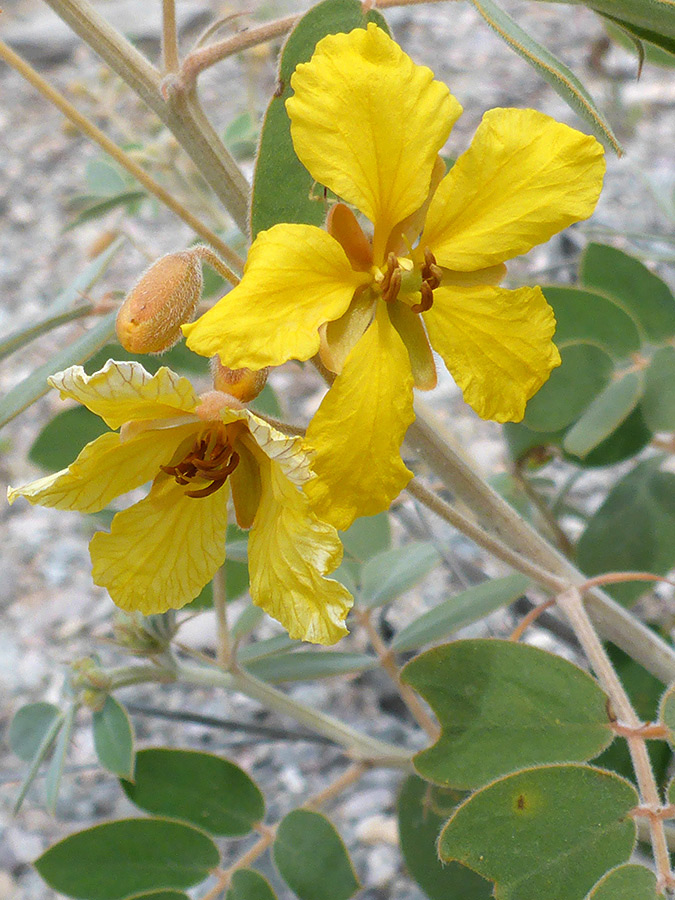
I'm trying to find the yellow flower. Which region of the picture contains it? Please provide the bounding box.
[184,24,605,530]
[7,361,352,645]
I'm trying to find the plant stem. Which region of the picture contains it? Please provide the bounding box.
[0,39,242,280]
[409,401,675,684]
[177,662,411,767]
[355,608,440,740]
[161,0,180,74]
[557,588,673,889]
[42,0,250,233]
[213,567,230,669]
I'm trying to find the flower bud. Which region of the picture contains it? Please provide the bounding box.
[211,358,269,402]
[116,250,203,354]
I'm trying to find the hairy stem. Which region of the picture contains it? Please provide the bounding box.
[42,0,250,233]
[161,0,180,73]
[0,39,242,279]
[409,401,675,683]
[557,588,673,888]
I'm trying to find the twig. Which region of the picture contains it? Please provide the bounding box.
[161,0,180,74]
[0,39,242,281]
[509,599,556,642]
[213,567,230,669]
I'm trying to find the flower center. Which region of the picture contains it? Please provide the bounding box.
[376,249,441,313]
[161,425,240,498]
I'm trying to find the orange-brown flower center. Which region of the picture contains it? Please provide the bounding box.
[379,248,441,314]
[161,425,240,498]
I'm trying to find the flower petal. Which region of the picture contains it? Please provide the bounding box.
[422,108,605,270]
[305,303,415,531]
[247,448,352,645]
[287,24,461,262]
[184,224,369,368]
[90,474,229,613]
[7,424,197,514]
[424,284,561,422]
[49,361,199,430]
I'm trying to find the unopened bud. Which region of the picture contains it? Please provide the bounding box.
[211,359,269,402]
[116,250,203,354]
[112,613,167,657]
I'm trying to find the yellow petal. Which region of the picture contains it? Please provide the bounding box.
[184,224,370,368]
[90,474,229,614]
[230,440,261,529]
[7,424,197,514]
[247,449,352,645]
[422,108,605,270]
[319,292,376,375]
[49,361,199,430]
[424,284,561,423]
[287,25,461,263]
[305,303,415,531]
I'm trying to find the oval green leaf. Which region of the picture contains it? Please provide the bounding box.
[398,776,492,900]
[93,696,135,780]
[273,810,359,900]
[439,765,638,900]
[580,243,675,341]
[585,863,659,899]
[402,639,614,789]
[562,370,644,458]
[45,703,76,813]
[340,511,392,564]
[226,870,277,900]
[29,405,108,472]
[392,575,529,653]
[359,542,440,608]
[34,818,219,900]
[543,286,642,358]
[642,346,675,432]
[122,748,264,836]
[9,702,62,762]
[245,650,377,683]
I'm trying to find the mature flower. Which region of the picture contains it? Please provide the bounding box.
[7,361,352,645]
[184,24,605,530]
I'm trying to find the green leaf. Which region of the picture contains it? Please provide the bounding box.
[250,0,389,236]
[66,191,147,230]
[439,765,638,900]
[602,13,675,59]
[0,311,117,430]
[402,639,613,789]
[576,456,675,605]
[85,339,210,376]
[0,304,92,363]
[237,633,299,663]
[86,158,131,195]
[594,643,670,787]
[340,512,392,563]
[29,405,108,471]
[562,371,644,458]
[543,286,642,359]
[567,405,652,467]
[231,603,266,640]
[523,343,615,432]
[580,243,675,341]
[392,575,529,653]
[246,650,377,683]
[658,682,675,748]
[586,0,675,41]
[469,0,621,152]
[585,864,659,900]
[34,818,219,900]
[122,748,265,836]
[273,810,359,900]
[123,893,190,900]
[9,702,61,762]
[93,696,135,780]
[13,710,65,813]
[45,703,76,813]
[359,542,440,608]
[397,776,492,900]
[642,346,675,431]
[226,870,277,900]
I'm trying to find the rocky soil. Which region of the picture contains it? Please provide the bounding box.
[1,1,674,898]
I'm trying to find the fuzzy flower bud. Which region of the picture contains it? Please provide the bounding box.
[211,358,269,402]
[116,250,203,354]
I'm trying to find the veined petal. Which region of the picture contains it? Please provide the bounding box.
[234,409,313,488]
[305,303,415,531]
[424,284,561,423]
[287,24,461,263]
[7,424,197,514]
[50,361,199,430]
[247,449,352,645]
[184,224,370,368]
[90,474,229,614]
[422,108,605,270]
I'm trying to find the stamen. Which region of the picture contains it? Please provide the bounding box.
[410,282,434,314]
[160,426,240,498]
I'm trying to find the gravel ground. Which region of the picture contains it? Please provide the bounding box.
[1,1,674,898]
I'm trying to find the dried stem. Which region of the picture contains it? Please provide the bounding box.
[355,609,440,740]
[0,39,242,280]
[161,0,180,74]
[557,588,673,889]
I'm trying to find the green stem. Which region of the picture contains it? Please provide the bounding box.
[178,662,412,766]
[409,400,675,684]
